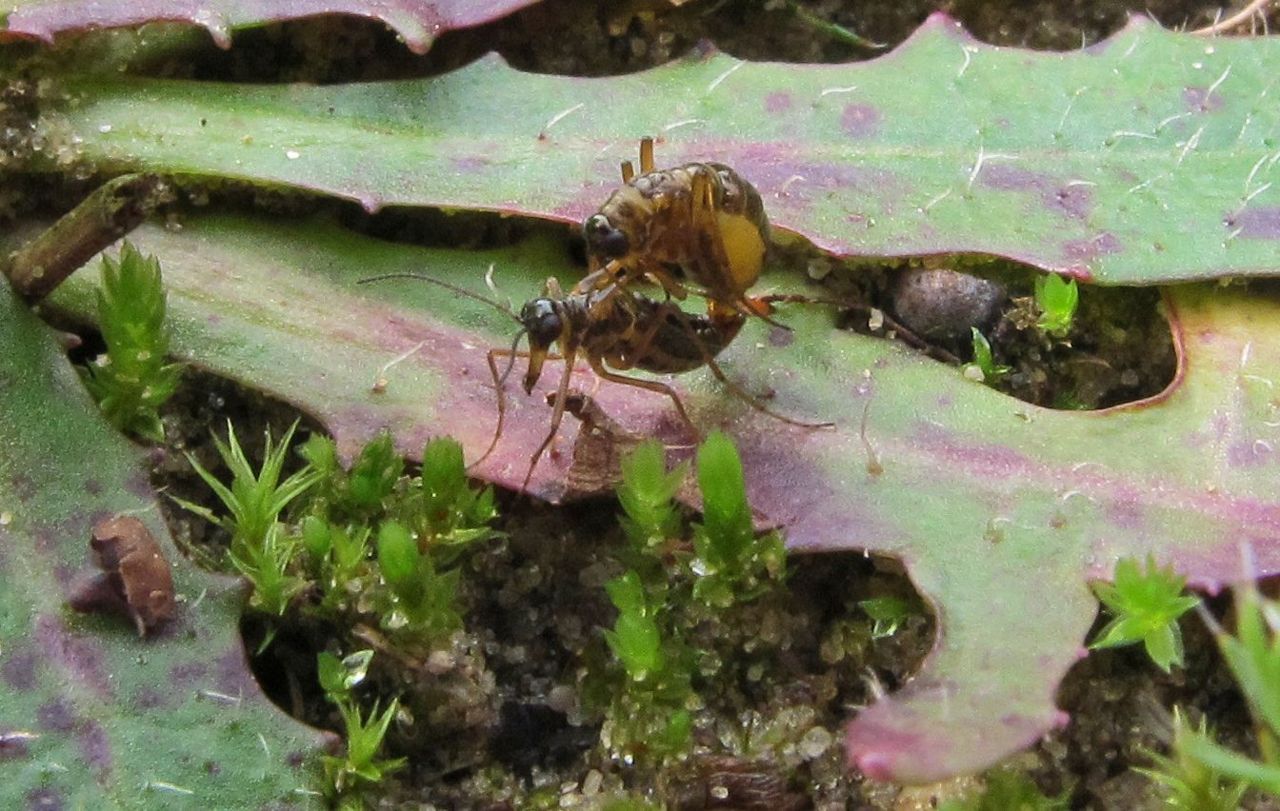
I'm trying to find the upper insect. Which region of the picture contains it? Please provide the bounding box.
[577,137,775,326]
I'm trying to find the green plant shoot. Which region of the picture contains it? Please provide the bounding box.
[317,650,405,798]
[376,520,461,641]
[302,515,372,606]
[690,432,785,608]
[938,768,1067,810]
[348,432,404,509]
[229,523,305,617]
[1169,584,1280,797]
[301,432,404,521]
[617,439,686,552]
[80,242,181,442]
[406,437,498,564]
[603,571,663,681]
[1136,709,1246,811]
[967,328,1011,383]
[317,649,375,700]
[860,596,914,640]
[1089,555,1199,672]
[1034,273,1079,337]
[599,569,694,761]
[177,419,319,556]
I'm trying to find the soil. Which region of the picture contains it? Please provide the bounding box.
[10,0,1280,808]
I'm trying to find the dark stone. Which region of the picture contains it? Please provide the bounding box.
[891,268,1006,345]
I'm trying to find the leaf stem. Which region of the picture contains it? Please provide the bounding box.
[4,174,170,301]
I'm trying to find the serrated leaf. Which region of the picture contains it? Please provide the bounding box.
[0,278,326,807]
[43,212,1280,782]
[39,16,1280,284]
[0,0,539,53]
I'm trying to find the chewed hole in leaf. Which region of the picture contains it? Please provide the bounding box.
[804,250,1177,411]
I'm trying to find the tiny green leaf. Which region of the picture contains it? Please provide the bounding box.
[302,514,333,561]
[1034,273,1079,338]
[617,439,686,550]
[317,651,346,698]
[348,431,403,509]
[1089,556,1199,672]
[860,595,914,639]
[421,436,467,527]
[376,520,419,594]
[604,571,663,681]
[967,327,1011,384]
[696,432,753,563]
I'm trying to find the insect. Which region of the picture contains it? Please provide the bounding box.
[359,273,828,490]
[578,137,781,327]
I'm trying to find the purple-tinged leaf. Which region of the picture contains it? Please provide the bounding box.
[40,15,1280,284]
[0,276,327,806]
[47,214,1280,781]
[1,0,540,52]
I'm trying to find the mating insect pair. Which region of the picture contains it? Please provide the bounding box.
[364,272,822,491]
[366,138,829,489]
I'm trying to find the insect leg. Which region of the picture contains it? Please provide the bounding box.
[523,348,578,493]
[620,160,635,184]
[669,302,834,430]
[476,344,519,470]
[635,256,689,302]
[751,293,962,365]
[585,355,700,439]
[639,136,655,174]
[575,259,638,295]
[701,353,833,429]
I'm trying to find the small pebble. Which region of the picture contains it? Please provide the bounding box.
[547,685,576,715]
[892,267,1006,344]
[800,726,833,760]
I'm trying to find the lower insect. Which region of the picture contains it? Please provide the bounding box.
[359,273,831,492]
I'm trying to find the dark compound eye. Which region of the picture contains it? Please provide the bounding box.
[520,299,562,345]
[583,214,630,258]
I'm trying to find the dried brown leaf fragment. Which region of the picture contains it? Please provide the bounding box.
[68,515,175,636]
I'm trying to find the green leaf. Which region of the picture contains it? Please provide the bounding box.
[693,431,754,571]
[420,436,467,533]
[860,596,913,639]
[44,20,1280,284]
[1,0,539,53]
[0,280,323,806]
[1089,556,1199,672]
[44,211,1280,783]
[318,650,374,699]
[347,431,404,509]
[604,572,663,680]
[1035,274,1079,337]
[1180,732,1280,797]
[1217,587,1280,741]
[301,514,333,561]
[375,521,419,597]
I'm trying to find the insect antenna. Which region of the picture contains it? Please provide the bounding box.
[357,272,522,325]
[358,271,530,471]
[473,328,527,471]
